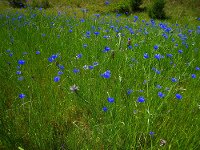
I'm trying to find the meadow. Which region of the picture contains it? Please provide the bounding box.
[0,3,200,150]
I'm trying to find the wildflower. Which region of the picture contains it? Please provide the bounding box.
[149,131,155,136]
[93,62,99,66]
[16,71,22,75]
[101,70,111,78]
[18,60,25,65]
[102,106,108,112]
[154,45,158,50]
[58,71,63,75]
[195,67,200,70]
[175,93,182,100]
[191,74,196,78]
[54,76,60,82]
[127,89,133,95]
[171,77,177,82]
[160,139,167,146]
[158,92,165,98]
[83,44,88,48]
[178,50,183,54]
[154,54,163,60]
[94,31,99,36]
[76,53,82,59]
[70,84,79,92]
[19,93,25,99]
[137,96,145,103]
[73,68,80,74]
[107,97,114,103]
[127,38,131,46]
[166,54,173,58]
[144,53,149,59]
[36,51,40,55]
[105,1,110,5]
[128,45,132,49]
[18,76,24,81]
[156,85,162,89]
[103,46,110,52]
[89,66,94,70]
[58,65,65,70]
[83,65,88,70]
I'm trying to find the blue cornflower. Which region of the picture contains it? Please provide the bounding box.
[176,94,182,100]
[48,54,58,62]
[144,53,149,59]
[154,54,162,60]
[93,62,99,66]
[149,131,155,136]
[105,1,110,5]
[69,29,72,32]
[89,66,94,70]
[128,45,132,49]
[83,44,88,48]
[94,31,100,35]
[18,76,24,81]
[171,77,177,82]
[58,71,63,75]
[101,70,111,78]
[158,92,165,98]
[19,93,25,99]
[18,60,25,65]
[102,106,108,112]
[178,50,183,54]
[107,97,114,103]
[154,45,158,50]
[58,65,65,70]
[76,53,82,59]
[16,71,21,75]
[156,69,161,74]
[54,76,60,82]
[9,53,13,57]
[134,16,138,22]
[195,67,200,70]
[80,18,85,22]
[36,51,40,55]
[73,68,80,74]
[166,54,173,58]
[156,85,162,89]
[191,74,196,78]
[137,96,145,103]
[103,46,111,52]
[127,89,133,95]
[42,33,46,37]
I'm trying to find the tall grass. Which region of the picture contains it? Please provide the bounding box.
[0,8,200,149]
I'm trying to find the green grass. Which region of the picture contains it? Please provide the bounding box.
[0,3,200,150]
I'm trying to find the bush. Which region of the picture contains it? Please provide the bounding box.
[148,0,166,19]
[113,1,131,15]
[8,0,26,8]
[130,0,142,11]
[31,0,51,9]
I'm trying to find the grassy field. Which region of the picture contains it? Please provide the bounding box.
[0,1,200,149]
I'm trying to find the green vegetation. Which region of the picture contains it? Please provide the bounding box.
[0,0,200,149]
[148,0,166,19]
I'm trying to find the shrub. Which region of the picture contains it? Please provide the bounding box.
[31,0,51,9]
[113,1,131,15]
[8,0,26,8]
[148,0,166,19]
[130,0,142,11]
